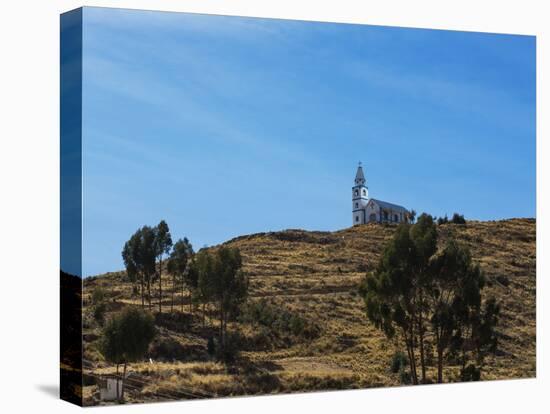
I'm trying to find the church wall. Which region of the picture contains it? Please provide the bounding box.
[366,202,380,223]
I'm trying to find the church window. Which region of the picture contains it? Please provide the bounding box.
[355,216,359,222]
[362,189,366,196]
[354,190,358,196]
[355,202,358,209]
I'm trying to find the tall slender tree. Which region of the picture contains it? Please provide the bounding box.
[363,223,420,384]
[154,220,172,313]
[141,226,157,311]
[122,226,156,309]
[409,213,437,383]
[215,247,248,348]
[192,247,248,349]
[167,237,193,313]
[122,232,143,307]
[430,241,499,382]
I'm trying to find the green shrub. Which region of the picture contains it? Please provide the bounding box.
[239,300,320,341]
[207,336,216,356]
[390,351,409,374]
[149,337,187,361]
[399,368,412,384]
[91,287,107,305]
[92,302,107,325]
[451,213,466,224]
[461,364,481,381]
[216,332,242,363]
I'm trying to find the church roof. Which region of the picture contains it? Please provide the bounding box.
[369,198,409,213]
[355,165,365,182]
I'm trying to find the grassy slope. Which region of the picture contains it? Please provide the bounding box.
[82,218,536,405]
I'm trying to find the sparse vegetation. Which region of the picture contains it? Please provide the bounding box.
[239,299,320,346]
[82,218,535,405]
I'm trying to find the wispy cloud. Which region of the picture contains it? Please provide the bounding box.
[342,59,534,134]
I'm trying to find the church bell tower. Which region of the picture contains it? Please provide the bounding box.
[352,162,369,225]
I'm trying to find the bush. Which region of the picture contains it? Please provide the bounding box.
[390,351,409,374]
[356,262,368,272]
[451,213,466,224]
[239,300,320,341]
[461,364,481,381]
[207,336,216,356]
[216,332,242,363]
[92,302,107,325]
[496,275,510,287]
[149,337,187,361]
[399,368,412,385]
[91,287,107,305]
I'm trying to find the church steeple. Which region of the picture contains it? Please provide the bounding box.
[355,162,366,186]
[352,162,369,225]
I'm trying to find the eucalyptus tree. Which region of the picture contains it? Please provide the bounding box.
[362,214,499,384]
[166,237,194,313]
[211,247,248,349]
[154,220,173,313]
[430,241,498,382]
[192,247,248,349]
[122,226,156,310]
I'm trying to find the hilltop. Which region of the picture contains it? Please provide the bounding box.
[82,218,536,405]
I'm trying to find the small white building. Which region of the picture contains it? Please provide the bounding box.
[99,376,123,401]
[352,163,410,225]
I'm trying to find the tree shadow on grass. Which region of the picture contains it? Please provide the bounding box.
[228,356,284,394]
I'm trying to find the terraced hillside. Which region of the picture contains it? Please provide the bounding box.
[82,218,536,405]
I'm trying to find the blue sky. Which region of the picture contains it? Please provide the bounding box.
[80,7,535,276]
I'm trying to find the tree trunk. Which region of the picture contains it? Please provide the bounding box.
[437,345,443,383]
[140,276,144,308]
[219,305,224,349]
[418,311,426,383]
[181,281,184,313]
[158,258,162,313]
[171,275,175,313]
[147,278,152,311]
[402,328,417,385]
[408,327,419,385]
[410,344,419,385]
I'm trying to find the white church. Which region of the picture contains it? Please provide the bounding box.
[352,163,410,225]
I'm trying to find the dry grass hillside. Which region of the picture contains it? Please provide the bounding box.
[82,218,536,405]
